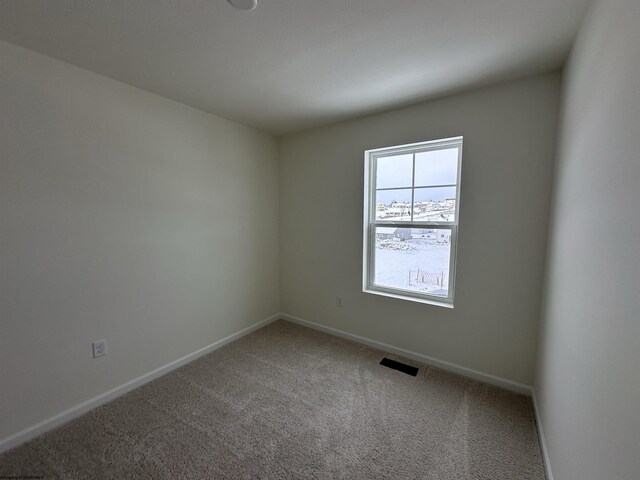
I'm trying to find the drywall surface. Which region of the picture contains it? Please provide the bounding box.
[279,73,561,385]
[535,1,640,479]
[0,41,279,441]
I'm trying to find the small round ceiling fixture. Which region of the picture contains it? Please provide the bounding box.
[227,0,257,11]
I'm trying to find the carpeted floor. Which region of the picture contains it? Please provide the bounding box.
[0,320,545,479]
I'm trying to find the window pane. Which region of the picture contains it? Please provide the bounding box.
[373,227,451,297]
[375,188,412,221]
[414,148,458,186]
[376,154,413,189]
[413,186,456,222]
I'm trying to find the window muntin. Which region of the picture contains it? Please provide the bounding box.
[363,137,462,306]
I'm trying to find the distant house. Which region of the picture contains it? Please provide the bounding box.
[385,204,412,218]
[393,228,411,241]
[437,230,452,243]
[375,227,412,241]
[376,227,395,240]
[411,228,433,239]
[408,228,450,242]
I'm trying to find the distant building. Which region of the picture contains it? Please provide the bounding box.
[376,227,395,240]
[437,230,452,243]
[385,202,412,219]
[408,228,451,242]
[393,228,411,241]
[375,227,411,241]
[411,228,433,239]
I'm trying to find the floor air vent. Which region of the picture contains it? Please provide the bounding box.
[379,358,418,376]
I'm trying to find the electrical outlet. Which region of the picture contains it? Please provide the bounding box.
[336,296,343,308]
[92,339,107,358]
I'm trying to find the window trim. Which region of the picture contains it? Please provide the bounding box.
[362,136,463,308]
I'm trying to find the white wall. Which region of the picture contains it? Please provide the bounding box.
[535,1,640,479]
[279,73,561,386]
[0,41,279,441]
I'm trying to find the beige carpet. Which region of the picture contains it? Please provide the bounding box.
[0,320,545,479]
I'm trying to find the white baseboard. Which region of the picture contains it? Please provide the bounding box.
[280,313,533,396]
[0,313,280,455]
[532,390,554,480]
[1,311,543,469]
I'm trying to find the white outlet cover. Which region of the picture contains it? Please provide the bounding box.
[92,339,107,358]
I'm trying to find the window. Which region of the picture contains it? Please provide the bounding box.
[363,137,463,307]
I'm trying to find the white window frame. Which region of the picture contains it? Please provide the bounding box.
[362,136,463,308]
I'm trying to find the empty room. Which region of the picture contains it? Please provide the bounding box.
[1,1,638,479]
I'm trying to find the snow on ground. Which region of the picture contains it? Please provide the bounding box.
[376,239,415,251]
[374,239,450,296]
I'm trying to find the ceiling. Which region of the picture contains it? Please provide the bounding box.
[0,0,589,135]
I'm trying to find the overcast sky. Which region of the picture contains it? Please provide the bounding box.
[376,148,458,204]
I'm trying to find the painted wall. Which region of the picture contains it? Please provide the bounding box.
[535,1,640,479]
[279,73,561,386]
[0,41,279,441]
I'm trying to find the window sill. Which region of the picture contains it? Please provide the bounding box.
[363,287,454,309]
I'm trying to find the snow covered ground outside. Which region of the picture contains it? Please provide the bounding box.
[374,239,450,297]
